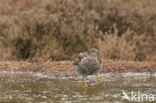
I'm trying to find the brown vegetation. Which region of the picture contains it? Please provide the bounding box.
[0,60,155,77]
[0,0,156,62]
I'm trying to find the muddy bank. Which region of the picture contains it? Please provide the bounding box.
[0,60,155,77]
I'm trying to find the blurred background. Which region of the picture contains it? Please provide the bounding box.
[0,0,155,62]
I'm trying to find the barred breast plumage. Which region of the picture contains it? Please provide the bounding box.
[74,48,102,76]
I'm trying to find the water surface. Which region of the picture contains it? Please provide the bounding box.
[0,71,156,103]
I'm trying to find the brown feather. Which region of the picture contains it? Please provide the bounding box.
[73,52,87,65]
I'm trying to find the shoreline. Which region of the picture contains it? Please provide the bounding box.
[0,60,155,77]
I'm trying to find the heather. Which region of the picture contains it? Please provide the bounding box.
[0,0,156,61]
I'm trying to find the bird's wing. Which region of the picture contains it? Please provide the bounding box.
[73,52,87,65]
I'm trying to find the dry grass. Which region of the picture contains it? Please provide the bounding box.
[0,60,155,77]
[0,0,156,61]
[98,24,156,61]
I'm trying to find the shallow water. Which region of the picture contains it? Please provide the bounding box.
[0,71,156,103]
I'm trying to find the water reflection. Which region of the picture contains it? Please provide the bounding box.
[0,71,155,103]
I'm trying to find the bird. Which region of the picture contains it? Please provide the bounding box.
[73,48,104,89]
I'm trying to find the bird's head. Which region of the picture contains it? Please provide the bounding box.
[86,48,99,59]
